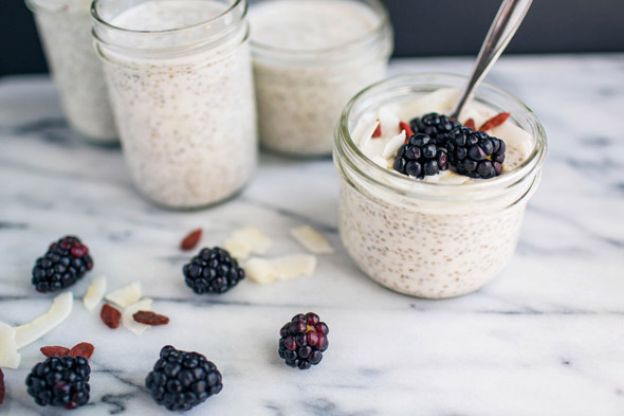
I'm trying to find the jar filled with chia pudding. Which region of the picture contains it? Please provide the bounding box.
[26,0,117,143]
[334,74,547,299]
[249,0,393,157]
[92,0,257,208]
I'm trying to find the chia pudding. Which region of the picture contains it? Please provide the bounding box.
[92,0,257,208]
[250,0,392,156]
[26,0,117,142]
[334,74,547,299]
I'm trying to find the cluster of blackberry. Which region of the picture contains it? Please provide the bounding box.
[31,236,93,293]
[394,113,506,180]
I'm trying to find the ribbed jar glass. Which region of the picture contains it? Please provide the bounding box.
[334,73,547,298]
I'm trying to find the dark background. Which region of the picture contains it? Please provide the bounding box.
[1,0,623,77]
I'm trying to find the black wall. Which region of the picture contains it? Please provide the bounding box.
[1,0,623,76]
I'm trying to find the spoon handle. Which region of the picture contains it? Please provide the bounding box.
[450,0,533,120]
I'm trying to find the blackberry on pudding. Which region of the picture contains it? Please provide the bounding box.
[278,312,329,370]
[32,236,94,293]
[446,127,506,179]
[393,133,449,178]
[410,112,460,145]
[183,247,245,294]
[26,356,91,409]
[146,345,223,412]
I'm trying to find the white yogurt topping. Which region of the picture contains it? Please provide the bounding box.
[250,0,380,50]
[356,88,534,184]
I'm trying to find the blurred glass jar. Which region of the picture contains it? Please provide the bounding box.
[249,0,393,157]
[92,0,257,209]
[26,0,118,143]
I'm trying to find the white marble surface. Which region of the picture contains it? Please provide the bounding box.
[0,55,623,415]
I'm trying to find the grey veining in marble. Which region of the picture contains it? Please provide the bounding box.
[0,55,623,415]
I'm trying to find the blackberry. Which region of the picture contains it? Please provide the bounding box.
[410,112,460,145]
[183,247,245,294]
[31,236,94,293]
[25,356,90,409]
[146,345,222,412]
[393,133,449,179]
[446,127,506,179]
[278,312,329,370]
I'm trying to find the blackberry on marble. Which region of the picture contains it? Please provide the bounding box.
[25,356,91,409]
[145,345,222,412]
[410,112,460,145]
[278,312,329,370]
[446,127,506,179]
[393,133,449,179]
[183,247,245,294]
[31,236,94,293]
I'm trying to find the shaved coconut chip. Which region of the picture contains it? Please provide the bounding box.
[371,156,390,168]
[382,130,407,159]
[378,106,400,137]
[272,255,317,279]
[245,258,277,284]
[122,298,153,336]
[401,88,460,119]
[106,282,141,308]
[83,276,107,311]
[0,322,21,369]
[224,227,272,260]
[351,113,378,146]
[246,254,317,284]
[224,238,251,260]
[290,226,334,254]
[15,292,73,349]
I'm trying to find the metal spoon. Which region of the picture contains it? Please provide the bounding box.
[450,0,534,120]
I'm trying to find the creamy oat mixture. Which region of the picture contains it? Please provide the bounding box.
[339,89,537,298]
[250,0,390,156]
[30,0,117,142]
[98,0,257,208]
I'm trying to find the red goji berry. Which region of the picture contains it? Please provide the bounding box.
[69,342,95,359]
[479,112,510,131]
[180,228,202,251]
[40,346,70,358]
[100,303,122,329]
[133,311,170,326]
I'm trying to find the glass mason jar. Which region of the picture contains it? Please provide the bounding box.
[26,0,117,143]
[334,74,547,299]
[92,0,257,209]
[250,0,393,157]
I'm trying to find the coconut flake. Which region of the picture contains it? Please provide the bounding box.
[351,112,378,147]
[224,227,272,260]
[378,106,400,137]
[245,258,278,284]
[382,130,407,159]
[122,298,153,336]
[14,292,73,349]
[401,88,460,119]
[83,276,107,311]
[0,322,21,369]
[272,255,317,279]
[290,226,334,254]
[106,282,141,309]
[246,254,317,284]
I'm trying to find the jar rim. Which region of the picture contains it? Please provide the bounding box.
[91,0,246,35]
[334,72,548,198]
[249,0,391,59]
